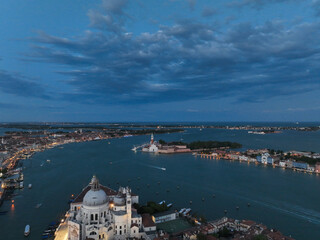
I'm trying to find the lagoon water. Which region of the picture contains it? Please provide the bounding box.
[1,128,320,239]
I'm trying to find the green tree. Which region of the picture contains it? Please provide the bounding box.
[253,234,268,240]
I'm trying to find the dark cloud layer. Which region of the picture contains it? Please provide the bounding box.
[313,0,320,17]
[0,70,48,99]
[24,1,320,105]
[228,0,297,9]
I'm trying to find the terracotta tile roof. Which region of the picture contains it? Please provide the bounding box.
[131,223,139,228]
[142,213,156,227]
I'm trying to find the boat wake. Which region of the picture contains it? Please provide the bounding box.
[139,163,166,171]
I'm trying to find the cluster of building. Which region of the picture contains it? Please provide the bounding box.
[62,176,178,240]
[0,128,151,205]
[141,134,191,154]
[59,176,293,240]
[198,148,320,174]
[174,217,293,240]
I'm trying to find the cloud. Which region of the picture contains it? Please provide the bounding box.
[86,0,129,33]
[0,70,49,99]
[25,2,320,106]
[202,7,218,17]
[187,0,196,10]
[228,0,297,9]
[0,102,22,109]
[312,0,320,17]
[102,0,128,15]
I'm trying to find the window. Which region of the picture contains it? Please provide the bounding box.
[91,214,94,221]
[134,230,136,233]
[95,214,98,220]
[120,230,122,235]
[90,231,97,235]
[120,226,122,229]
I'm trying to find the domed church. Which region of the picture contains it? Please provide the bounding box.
[68,176,145,240]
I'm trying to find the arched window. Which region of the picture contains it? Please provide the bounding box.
[90,231,97,235]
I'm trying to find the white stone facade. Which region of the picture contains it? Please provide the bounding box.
[68,176,144,240]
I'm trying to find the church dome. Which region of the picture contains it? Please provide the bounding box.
[83,175,108,206]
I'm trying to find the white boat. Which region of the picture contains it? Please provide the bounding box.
[179,208,186,214]
[24,224,30,236]
[160,167,166,171]
[131,147,137,151]
[28,184,32,189]
[19,182,24,189]
[35,203,42,208]
[183,208,192,215]
[167,203,173,207]
[46,159,51,163]
[159,200,166,205]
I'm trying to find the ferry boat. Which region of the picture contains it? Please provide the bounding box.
[24,224,30,236]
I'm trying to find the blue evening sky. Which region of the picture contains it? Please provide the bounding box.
[0,0,320,122]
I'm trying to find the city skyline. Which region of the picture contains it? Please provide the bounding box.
[1,0,320,122]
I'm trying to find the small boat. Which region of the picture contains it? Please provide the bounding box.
[179,208,186,214]
[28,184,32,189]
[167,203,173,208]
[159,200,166,205]
[160,167,166,171]
[24,224,30,236]
[46,159,51,163]
[184,208,191,215]
[131,147,137,151]
[35,203,42,208]
[40,162,44,167]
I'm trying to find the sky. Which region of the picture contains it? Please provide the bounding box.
[0,0,320,122]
